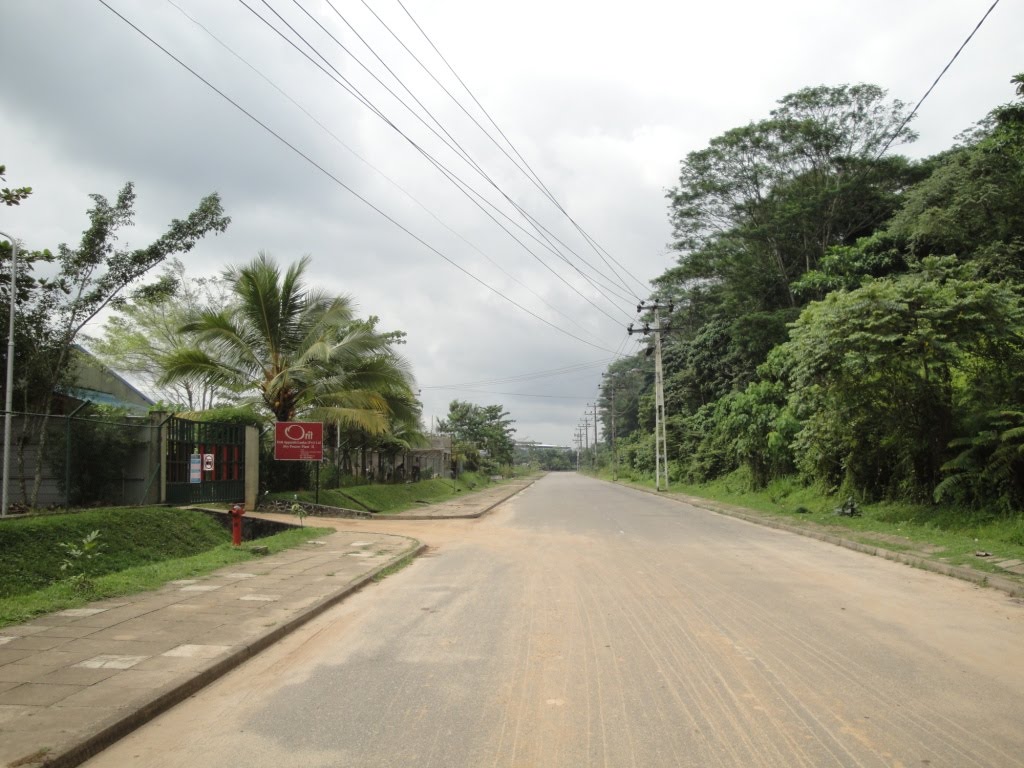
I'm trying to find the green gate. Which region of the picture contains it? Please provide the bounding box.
[165,417,245,505]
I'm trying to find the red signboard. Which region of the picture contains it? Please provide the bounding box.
[274,422,324,461]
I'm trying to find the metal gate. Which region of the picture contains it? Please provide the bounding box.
[165,417,245,505]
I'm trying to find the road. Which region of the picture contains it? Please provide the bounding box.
[83,473,1024,767]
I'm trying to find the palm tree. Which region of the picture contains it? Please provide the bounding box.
[160,253,416,433]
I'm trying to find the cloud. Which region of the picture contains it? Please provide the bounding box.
[2,0,1021,444]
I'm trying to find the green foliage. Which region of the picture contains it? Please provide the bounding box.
[88,258,234,409]
[192,403,267,427]
[437,400,516,472]
[616,71,1024,515]
[0,507,229,598]
[516,445,574,471]
[793,233,910,299]
[886,98,1024,278]
[285,472,498,514]
[58,529,105,592]
[782,258,1024,499]
[685,380,798,488]
[290,502,308,527]
[161,253,416,436]
[0,525,323,628]
[665,83,918,313]
[0,241,70,415]
[934,410,1024,513]
[3,181,229,507]
[0,163,32,206]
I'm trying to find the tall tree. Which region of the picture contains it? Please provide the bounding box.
[437,400,516,470]
[87,259,233,409]
[3,182,229,505]
[161,253,416,433]
[665,84,919,313]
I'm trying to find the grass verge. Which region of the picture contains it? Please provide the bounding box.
[274,470,534,515]
[0,507,231,598]
[0,526,325,628]
[601,469,1024,581]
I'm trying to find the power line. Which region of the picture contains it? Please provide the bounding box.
[423,357,615,389]
[876,0,1002,160]
[389,0,647,299]
[163,0,606,345]
[238,0,636,322]
[295,0,641,316]
[95,0,622,355]
[357,0,648,303]
[423,387,589,400]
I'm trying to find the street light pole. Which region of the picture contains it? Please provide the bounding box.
[0,231,17,517]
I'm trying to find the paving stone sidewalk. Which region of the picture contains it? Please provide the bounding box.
[0,529,421,768]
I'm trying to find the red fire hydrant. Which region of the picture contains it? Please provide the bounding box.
[229,502,246,546]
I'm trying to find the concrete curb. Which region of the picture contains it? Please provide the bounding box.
[608,479,1024,600]
[374,476,540,520]
[40,538,426,768]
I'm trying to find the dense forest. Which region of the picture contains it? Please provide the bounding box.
[601,74,1024,512]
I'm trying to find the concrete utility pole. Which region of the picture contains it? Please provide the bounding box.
[629,302,672,492]
[586,402,599,470]
[599,380,618,481]
[579,418,591,469]
[0,231,17,518]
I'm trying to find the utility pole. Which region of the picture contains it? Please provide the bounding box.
[586,402,599,470]
[629,301,672,492]
[579,417,591,469]
[599,380,618,481]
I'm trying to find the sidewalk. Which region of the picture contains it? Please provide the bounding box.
[0,528,421,768]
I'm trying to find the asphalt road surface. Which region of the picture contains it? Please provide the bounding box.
[83,473,1024,767]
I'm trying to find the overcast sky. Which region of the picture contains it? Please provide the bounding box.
[1,0,1021,445]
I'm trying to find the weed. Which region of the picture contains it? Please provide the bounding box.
[9,747,51,767]
[58,529,104,592]
[372,550,418,582]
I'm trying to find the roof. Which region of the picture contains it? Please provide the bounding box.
[63,386,152,414]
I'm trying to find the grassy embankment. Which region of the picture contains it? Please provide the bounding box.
[276,470,529,515]
[0,507,323,627]
[595,469,1024,579]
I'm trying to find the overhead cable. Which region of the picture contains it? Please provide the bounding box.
[95,0,623,355]
[240,0,636,322]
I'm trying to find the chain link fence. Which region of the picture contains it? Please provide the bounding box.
[1,407,162,510]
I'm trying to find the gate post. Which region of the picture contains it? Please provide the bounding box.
[244,425,258,510]
[159,417,170,504]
